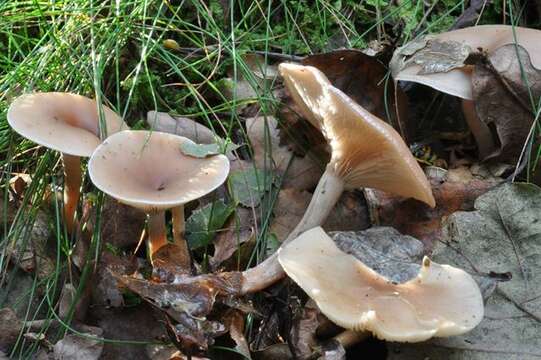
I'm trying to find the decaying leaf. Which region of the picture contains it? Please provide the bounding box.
[53,326,103,360]
[186,199,236,249]
[228,167,274,207]
[302,50,407,122]
[392,36,472,76]
[246,116,323,191]
[113,271,242,319]
[223,310,252,359]
[365,166,501,250]
[92,252,138,307]
[290,300,320,359]
[97,198,146,249]
[147,344,210,360]
[270,189,369,241]
[9,208,53,278]
[210,207,255,271]
[59,283,89,322]
[389,182,541,359]
[146,111,216,144]
[472,44,541,163]
[166,312,226,355]
[0,308,22,352]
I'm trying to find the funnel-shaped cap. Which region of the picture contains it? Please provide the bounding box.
[7,92,127,156]
[279,64,435,207]
[278,227,484,342]
[88,130,230,212]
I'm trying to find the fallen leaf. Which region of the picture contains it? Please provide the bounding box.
[0,308,21,353]
[89,304,164,360]
[147,344,210,360]
[228,167,274,207]
[113,271,242,320]
[53,326,103,360]
[58,283,89,322]
[210,207,255,271]
[223,310,252,359]
[270,189,370,241]
[389,182,541,359]
[246,116,323,191]
[472,44,541,163]
[186,199,236,249]
[364,166,502,250]
[290,300,320,359]
[146,111,216,144]
[97,198,146,249]
[303,50,408,124]
[92,252,138,307]
[392,37,472,76]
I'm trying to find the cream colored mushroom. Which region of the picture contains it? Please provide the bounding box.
[239,64,434,293]
[7,92,127,233]
[279,227,484,342]
[392,25,541,159]
[88,130,230,267]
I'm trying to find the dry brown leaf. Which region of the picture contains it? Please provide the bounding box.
[0,308,21,353]
[270,189,370,241]
[223,310,252,359]
[472,44,541,163]
[146,111,216,144]
[246,116,323,191]
[210,207,255,271]
[302,50,407,126]
[364,166,502,250]
[53,325,103,360]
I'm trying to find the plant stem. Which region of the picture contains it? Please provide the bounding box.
[241,167,344,293]
[62,153,81,234]
[147,211,167,261]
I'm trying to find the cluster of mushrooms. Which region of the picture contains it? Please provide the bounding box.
[7,62,484,347]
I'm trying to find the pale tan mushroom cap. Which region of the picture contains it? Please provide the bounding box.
[394,25,541,99]
[280,63,435,207]
[88,130,230,212]
[7,92,127,156]
[278,227,484,342]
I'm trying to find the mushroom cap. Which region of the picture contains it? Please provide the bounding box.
[279,63,435,207]
[88,130,230,212]
[278,227,484,342]
[394,25,541,99]
[7,92,127,156]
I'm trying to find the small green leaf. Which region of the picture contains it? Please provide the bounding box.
[186,199,236,249]
[180,141,221,158]
[229,167,273,207]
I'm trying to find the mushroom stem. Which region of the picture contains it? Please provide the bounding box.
[241,167,344,293]
[462,99,496,159]
[333,330,368,348]
[172,205,192,270]
[61,153,82,234]
[147,211,168,260]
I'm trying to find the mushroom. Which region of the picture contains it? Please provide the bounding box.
[278,227,484,342]
[239,64,435,293]
[88,130,230,269]
[391,25,541,159]
[7,92,127,233]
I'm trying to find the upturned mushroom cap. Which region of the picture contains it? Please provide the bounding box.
[393,25,541,99]
[278,227,484,342]
[7,92,127,156]
[279,63,435,207]
[88,130,230,212]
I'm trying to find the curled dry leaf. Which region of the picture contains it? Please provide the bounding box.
[210,207,255,271]
[246,116,323,191]
[472,44,541,163]
[364,166,501,250]
[166,312,226,355]
[289,300,321,360]
[389,182,541,359]
[223,309,252,359]
[112,271,242,320]
[53,326,103,360]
